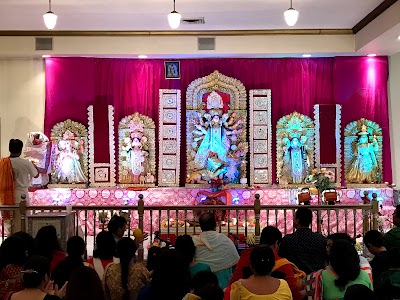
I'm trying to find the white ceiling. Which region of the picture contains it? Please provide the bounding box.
[0,0,384,31]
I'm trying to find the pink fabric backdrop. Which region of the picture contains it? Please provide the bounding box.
[44,57,391,184]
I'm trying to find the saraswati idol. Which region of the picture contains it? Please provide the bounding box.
[344,119,382,184]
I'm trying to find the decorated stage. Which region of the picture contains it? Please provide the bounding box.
[28,186,395,237]
[18,64,395,238]
[29,187,394,207]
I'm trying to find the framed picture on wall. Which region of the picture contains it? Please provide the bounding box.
[94,167,110,182]
[164,61,180,79]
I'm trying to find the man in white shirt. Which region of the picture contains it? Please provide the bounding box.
[7,139,38,231]
[9,139,39,204]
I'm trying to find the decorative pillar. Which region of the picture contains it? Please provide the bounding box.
[249,90,272,186]
[314,104,342,186]
[158,89,181,186]
[88,105,116,187]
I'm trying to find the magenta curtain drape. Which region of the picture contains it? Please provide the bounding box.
[318,104,338,165]
[45,57,391,184]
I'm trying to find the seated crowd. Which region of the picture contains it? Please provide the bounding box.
[0,206,400,300]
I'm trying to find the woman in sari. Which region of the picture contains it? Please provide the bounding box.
[305,240,372,300]
[104,238,149,300]
[0,236,28,300]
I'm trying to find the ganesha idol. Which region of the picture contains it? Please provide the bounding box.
[23,132,52,187]
[187,91,248,185]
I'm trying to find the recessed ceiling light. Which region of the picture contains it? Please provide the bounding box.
[302,54,311,58]
[398,35,400,40]
[367,54,377,57]
[138,55,147,59]
[42,55,51,58]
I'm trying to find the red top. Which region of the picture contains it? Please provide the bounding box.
[50,250,66,274]
[228,248,302,300]
[87,257,114,269]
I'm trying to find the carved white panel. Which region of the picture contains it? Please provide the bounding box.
[250,90,272,186]
[253,97,269,110]
[254,170,269,184]
[163,125,177,139]
[254,154,269,168]
[161,170,176,184]
[253,140,268,153]
[253,126,269,140]
[159,90,181,186]
[162,155,177,169]
[254,111,269,125]
[163,94,178,108]
[163,110,177,123]
[163,140,177,154]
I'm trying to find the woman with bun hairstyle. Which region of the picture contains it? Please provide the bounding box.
[10,255,67,300]
[224,245,292,299]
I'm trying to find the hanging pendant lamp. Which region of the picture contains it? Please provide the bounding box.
[43,0,57,30]
[168,0,182,30]
[284,0,299,27]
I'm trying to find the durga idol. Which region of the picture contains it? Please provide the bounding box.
[192,91,244,182]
